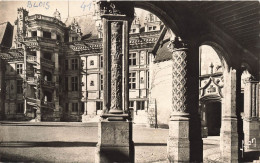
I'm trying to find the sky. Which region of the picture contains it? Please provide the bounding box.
[0,1,149,25]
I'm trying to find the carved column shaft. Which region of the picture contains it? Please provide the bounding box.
[23,45,27,115]
[95,2,135,163]
[35,50,42,121]
[167,37,202,162]
[110,21,123,113]
[101,11,132,118]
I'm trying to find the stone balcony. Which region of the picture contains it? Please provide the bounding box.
[42,101,55,109]
[27,55,37,64]
[27,77,37,85]
[41,58,54,68]
[25,14,66,27]
[41,80,55,89]
[24,37,58,44]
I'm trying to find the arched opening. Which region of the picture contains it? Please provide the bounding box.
[199,43,226,161]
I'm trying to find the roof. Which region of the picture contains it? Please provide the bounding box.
[151,28,173,63]
[154,40,172,62]
[0,22,13,48]
[0,51,23,61]
[64,15,98,38]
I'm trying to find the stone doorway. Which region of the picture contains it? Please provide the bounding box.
[206,101,221,136]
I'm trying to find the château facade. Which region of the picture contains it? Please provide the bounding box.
[0,8,163,122]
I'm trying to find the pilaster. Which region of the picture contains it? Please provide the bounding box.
[53,52,60,121]
[37,27,43,37]
[94,1,135,163]
[35,50,42,122]
[243,79,259,151]
[220,67,239,162]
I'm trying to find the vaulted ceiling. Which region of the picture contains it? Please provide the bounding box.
[185,1,259,57]
[135,1,259,60]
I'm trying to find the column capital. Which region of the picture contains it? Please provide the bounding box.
[167,37,188,52]
[243,76,258,84]
[97,1,134,19]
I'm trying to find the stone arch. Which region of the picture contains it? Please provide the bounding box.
[198,35,241,162]
[197,34,232,71]
[133,3,203,162]
[134,2,182,38]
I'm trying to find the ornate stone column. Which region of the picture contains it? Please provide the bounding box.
[53,51,60,121]
[95,1,135,163]
[35,50,42,122]
[220,67,239,162]
[0,58,5,120]
[167,37,202,162]
[23,45,27,115]
[243,77,259,151]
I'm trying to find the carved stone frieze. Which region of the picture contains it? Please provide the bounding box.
[110,21,123,111]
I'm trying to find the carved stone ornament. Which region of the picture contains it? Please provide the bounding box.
[97,1,134,18]
[172,49,187,112]
[167,37,188,52]
[35,75,41,100]
[110,21,123,111]
[243,75,256,84]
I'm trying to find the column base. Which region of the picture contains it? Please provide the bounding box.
[220,117,238,163]
[243,119,259,151]
[36,110,41,122]
[167,114,190,162]
[95,119,134,163]
[53,110,60,122]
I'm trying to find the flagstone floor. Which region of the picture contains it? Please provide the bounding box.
[0,122,228,163]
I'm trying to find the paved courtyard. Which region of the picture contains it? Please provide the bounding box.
[0,122,221,162]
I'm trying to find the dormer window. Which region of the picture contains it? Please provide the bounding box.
[153,26,156,30]
[148,27,152,31]
[133,29,136,33]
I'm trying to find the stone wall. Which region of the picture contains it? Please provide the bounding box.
[149,60,172,127]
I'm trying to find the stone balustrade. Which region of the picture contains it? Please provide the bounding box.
[42,80,55,88]
[26,14,66,27]
[27,55,37,62]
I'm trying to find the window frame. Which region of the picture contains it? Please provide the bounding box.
[100,74,103,90]
[71,76,78,91]
[96,101,103,111]
[43,31,51,38]
[72,103,78,113]
[129,101,134,110]
[65,59,69,70]
[16,64,23,74]
[71,58,78,70]
[17,103,24,114]
[17,80,23,94]
[136,101,145,110]
[129,53,137,66]
[129,72,136,89]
